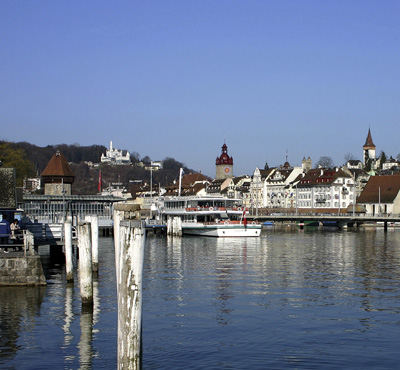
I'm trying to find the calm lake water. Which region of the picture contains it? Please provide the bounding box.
[1,226,400,369]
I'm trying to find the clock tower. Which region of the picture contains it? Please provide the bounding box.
[215,143,233,180]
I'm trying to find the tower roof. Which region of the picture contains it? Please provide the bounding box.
[41,151,75,178]
[216,143,233,165]
[363,128,375,149]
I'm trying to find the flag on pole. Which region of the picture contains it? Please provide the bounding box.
[98,170,102,193]
[243,207,247,227]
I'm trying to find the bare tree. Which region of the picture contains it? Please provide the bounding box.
[344,153,355,163]
[316,156,334,168]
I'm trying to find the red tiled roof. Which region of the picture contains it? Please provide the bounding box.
[41,151,74,177]
[357,175,400,204]
[297,168,351,186]
[181,173,208,186]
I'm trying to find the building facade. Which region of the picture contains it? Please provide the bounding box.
[357,175,400,215]
[296,168,356,212]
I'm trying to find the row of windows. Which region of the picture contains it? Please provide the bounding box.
[298,202,348,208]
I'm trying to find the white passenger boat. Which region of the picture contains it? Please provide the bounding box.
[158,196,262,237]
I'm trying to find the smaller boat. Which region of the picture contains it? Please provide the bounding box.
[297,220,319,227]
[322,221,338,227]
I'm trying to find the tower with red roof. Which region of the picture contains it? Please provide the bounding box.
[215,143,233,180]
[41,151,75,195]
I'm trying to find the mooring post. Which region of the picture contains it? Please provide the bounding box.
[167,217,172,235]
[64,221,74,282]
[78,223,93,307]
[113,203,144,370]
[90,215,99,273]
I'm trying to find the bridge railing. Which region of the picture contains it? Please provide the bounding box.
[252,211,400,218]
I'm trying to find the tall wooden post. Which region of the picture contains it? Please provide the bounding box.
[167,217,172,235]
[113,203,144,370]
[78,223,93,306]
[64,221,74,282]
[90,215,99,273]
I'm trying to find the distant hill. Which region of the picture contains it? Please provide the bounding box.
[7,141,200,195]
[10,142,107,174]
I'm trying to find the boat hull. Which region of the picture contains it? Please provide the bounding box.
[182,224,262,237]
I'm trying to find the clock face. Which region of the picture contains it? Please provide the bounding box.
[224,166,231,174]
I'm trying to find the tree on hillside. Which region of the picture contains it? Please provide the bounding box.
[364,158,372,172]
[130,151,140,164]
[141,156,152,165]
[316,156,334,168]
[0,141,36,186]
[379,151,387,169]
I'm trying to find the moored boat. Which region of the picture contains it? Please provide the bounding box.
[158,196,262,237]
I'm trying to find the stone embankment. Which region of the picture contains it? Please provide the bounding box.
[0,254,47,286]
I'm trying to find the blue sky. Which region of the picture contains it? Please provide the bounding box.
[1,1,399,177]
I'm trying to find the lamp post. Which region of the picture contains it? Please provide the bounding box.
[256,175,259,217]
[145,166,154,219]
[378,186,381,216]
[150,166,153,218]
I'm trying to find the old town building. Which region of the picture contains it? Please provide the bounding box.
[41,151,74,195]
[215,143,233,180]
[295,168,355,212]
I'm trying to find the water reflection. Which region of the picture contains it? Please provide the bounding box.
[63,284,74,347]
[2,229,400,369]
[0,286,46,361]
[79,307,93,370]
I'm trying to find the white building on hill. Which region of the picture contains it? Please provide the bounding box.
[101,141,131,165]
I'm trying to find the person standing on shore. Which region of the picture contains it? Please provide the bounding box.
[0,215,11,253]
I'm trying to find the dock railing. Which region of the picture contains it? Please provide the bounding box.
[0,230,35,256]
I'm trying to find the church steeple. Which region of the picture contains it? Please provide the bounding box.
[363,128,376,166]
[363,128,375,149]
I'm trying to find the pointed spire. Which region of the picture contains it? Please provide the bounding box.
[363,128,375,148]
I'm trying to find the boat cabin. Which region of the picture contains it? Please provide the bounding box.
[160,196,246,224]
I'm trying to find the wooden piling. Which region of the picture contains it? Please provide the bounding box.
[90,215,99,273]
[113,203,144,370]
[167,217,172,235]
[78,223,93,306]
[64,221,74,282]
[172,217,182,236]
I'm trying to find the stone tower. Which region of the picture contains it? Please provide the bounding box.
[41,151,75,195]
[302,157,312,172]
[363,128,376,166]
[215,143,233,180]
